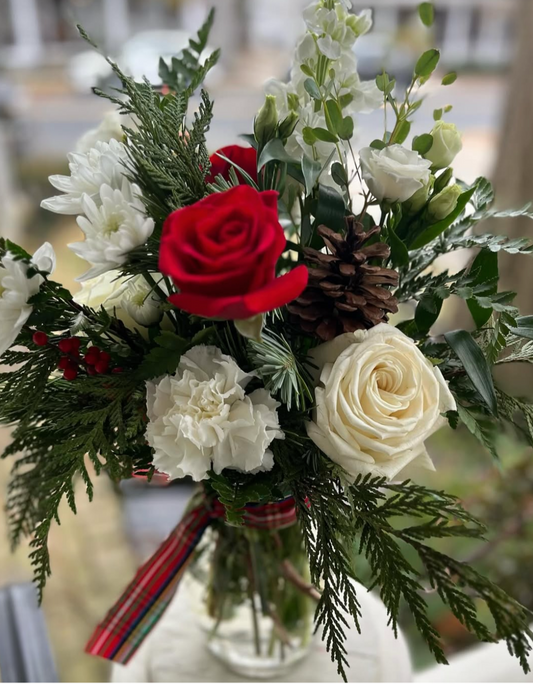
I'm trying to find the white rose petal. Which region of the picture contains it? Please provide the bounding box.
[145,346,284,482]
[69,179,155,281]
[360,144,432,203]
[41,139,128,216]
[306,324,456,481]
[0,242,56,357]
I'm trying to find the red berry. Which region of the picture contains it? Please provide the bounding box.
[63,367,78,381]
[112,367,124,374]
[99,351,111,364]
[84,354,98,366]
[95,360,110,375]
[69,337,81,351]
[87,366,97,376]
[32,331,48,347]
[87,346,100,356]
[57,356,70,370]
[58,339,73,354]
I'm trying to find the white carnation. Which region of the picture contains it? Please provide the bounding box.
[145,346,284,482]
[306,324,456,480]
[0,243,56,357]
[360,145,432,203]
[69,179,155,281]
[41,139,128,216]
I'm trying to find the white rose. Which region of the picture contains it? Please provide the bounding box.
[425,121,463,170]
[145,346,284,482]
[0,243,56,357]
[306,324,456,480]
[73,270,165,330]
[360,145,432,203]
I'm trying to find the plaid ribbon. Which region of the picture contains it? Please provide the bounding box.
[85,496,298,664]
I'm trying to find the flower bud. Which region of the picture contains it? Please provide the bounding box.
[278,111,299,142]
[254,95,278,149]
[403,176,434,215]
[424,122,463,170]
[433,167,454,194]
[427,184,462,222]
[234,314,264,342]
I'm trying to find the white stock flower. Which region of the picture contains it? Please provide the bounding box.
[145,346,284,482]
[360,145,432,203]
[425,121,463,170]
[41,139,129,216]
[346,9,373,37]
[306,324,456,481]
[0,243,56,357]
[76,110,125,154]
[69,179,155,281]
[73,270,164,329]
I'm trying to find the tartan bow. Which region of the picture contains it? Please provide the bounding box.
[85,495,298,664]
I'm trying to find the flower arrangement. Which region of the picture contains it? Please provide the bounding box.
[2,1,533,679]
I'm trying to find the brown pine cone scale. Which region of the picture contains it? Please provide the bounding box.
[288,218,399,342]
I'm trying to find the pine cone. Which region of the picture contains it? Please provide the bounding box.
[288,218,399,341]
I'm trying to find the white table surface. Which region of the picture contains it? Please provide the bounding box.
[111,580,413,683]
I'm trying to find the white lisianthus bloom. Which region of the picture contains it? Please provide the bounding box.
[41,139,128,216]
[73,270,165,329]
[75,110,125,154]
[69,179,155,281]
[0,243,56,357]
[360,145,432,203]
[425,121,463,170]
[145,346,284,482]
[306,324,456,480]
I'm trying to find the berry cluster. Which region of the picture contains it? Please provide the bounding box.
[32,331,121,381]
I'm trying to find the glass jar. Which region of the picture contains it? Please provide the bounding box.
[185,513,316,679]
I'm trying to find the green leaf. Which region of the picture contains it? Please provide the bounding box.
[442,72,458,86]
[416,293,443,334]
[314,184,346,235]
[257,139,297,171]
[302,126,317,146]
[370,139,387,150]
[312,127,339,144]
[415,49,440,78]
[409,186,476,249]
[300,64,314,78]
[433,108,443,121]
[395,120,412,145]
[331,161,349,188]
[302,155,322,196]
[509,316,533,341]
[418,2,435,27]
[337,116,354,141]
[325,99,343,134]
[445,330,498,415]
[304,78,322,101]
[387,222,410,268]
[376,72,396,95]
[467,250,498,328]
[412,134,434,155]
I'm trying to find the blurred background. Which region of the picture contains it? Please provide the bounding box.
[1,0,533,681]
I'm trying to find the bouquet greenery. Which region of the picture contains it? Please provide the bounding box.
[2,1,533,679]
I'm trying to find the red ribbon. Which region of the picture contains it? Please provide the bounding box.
[85,496,298,664]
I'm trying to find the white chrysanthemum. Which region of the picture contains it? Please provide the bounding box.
[41,139,128,216]
[0,243,56,357]
[76,110,125,154]
[145,346,284,482]
[69,179,155,281]
[73,270,164,329]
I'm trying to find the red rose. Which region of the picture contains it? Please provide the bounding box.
[206,145,258,185]
[159,185,308,320]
